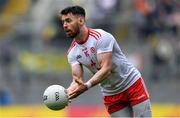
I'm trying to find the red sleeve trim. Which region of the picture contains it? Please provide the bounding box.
[89,29,101,40]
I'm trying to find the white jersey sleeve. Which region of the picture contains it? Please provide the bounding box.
[96,32,115,54]
[67,53,80,66]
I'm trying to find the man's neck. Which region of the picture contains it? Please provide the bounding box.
[75,26,88,44]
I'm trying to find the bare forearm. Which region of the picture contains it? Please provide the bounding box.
[67,80,78,91]
[86,52,112,88]
[70,80,76,86]
[68,75,84,90]
[88,67,111,87]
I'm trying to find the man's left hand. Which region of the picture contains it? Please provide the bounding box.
[68,79,88,99]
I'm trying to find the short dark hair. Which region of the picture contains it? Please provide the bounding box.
[60,6,85,17]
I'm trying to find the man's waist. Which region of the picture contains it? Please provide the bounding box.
[100,74,141,96]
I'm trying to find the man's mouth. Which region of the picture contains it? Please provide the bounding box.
[65,30,71,33]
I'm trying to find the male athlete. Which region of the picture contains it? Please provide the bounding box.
[60,6,152,117]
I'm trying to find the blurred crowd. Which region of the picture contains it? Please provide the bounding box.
[0,0,180,105]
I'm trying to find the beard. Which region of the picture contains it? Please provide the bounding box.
[66,25,80,38]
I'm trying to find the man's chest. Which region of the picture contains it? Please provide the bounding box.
[74,45,100,69]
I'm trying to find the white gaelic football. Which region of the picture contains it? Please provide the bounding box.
[43,85,68,110]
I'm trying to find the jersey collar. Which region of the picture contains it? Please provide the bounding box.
[75,28,89,45]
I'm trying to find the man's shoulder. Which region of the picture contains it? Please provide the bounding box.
[89,28,106,34]
[89,28,112,38]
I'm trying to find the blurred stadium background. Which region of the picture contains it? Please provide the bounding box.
[0,0,180,117]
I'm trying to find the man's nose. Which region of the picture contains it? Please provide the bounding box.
[63,23,68,29]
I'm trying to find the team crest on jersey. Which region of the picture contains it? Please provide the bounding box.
[76,55,82,59]
[90,47,96,53]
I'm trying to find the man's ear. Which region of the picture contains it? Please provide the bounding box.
[79,17,85,25]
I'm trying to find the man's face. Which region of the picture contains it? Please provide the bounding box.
[61,13,81,38]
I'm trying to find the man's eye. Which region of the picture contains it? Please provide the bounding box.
[66,21,70,23]
[66,19,71,23]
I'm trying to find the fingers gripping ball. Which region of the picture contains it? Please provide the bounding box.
[43,85,68,110]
